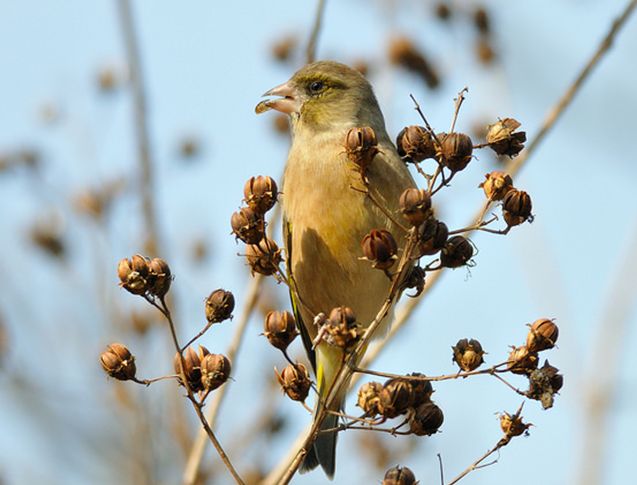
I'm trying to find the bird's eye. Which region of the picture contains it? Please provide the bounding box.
[309,81,325,93]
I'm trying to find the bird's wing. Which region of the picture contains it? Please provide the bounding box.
[283,217,317,372]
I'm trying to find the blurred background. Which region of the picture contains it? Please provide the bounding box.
[1,0,636,484]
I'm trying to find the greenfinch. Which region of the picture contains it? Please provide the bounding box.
[259,61,415,478]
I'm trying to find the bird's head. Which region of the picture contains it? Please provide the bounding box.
[257,61,385,133]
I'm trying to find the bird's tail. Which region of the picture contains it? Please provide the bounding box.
[300,411,339,478]
[300,344,345,478]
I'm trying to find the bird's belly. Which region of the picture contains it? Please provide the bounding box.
[285,190,393,337]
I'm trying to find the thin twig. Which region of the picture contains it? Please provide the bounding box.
[449,87,468,133]
[153,297,245,485]
[116,0,161,255]
[181,274,264,485]
[306,0,326,63]
[508,0,637,176]
[446,443,502,485]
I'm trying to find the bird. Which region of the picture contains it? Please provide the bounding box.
[257,61,416,478]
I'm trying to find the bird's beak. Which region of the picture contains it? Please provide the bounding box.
[255,81,301,115]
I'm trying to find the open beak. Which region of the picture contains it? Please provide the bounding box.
[255,81,301,115]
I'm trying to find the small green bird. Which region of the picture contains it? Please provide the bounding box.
[259,61,415,478]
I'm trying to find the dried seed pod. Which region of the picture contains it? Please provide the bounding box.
[100,343,136,381]
[409,401,444,436]
[437,132,473,172]
[379,378,414,418]
[263,310,298,350]
[174,347,204,392]
[500,410,531,439]
[417,218,448,256]
[434,2,452,21]
[399,188,432,227]
[231,207,265,244]
[117,256,149,295]
[388,37,440,89]
[357,381,383,416]
[527,360,563,409]
[245,238,282,276]
[475,38,496,65]
[323,306,361,349]
[205,289,235,323]
[473,7,490,34]
[396,125,436,162]
[271,35,297,62]
[526,318,559,352]
[502,189,533,227]
[486,118,526,157]
[479,171,513,201]
[148,257,172,297]
[406,372,433,406]
[452,338,485,372]
[403,266,426,297]
[244,176,278,214]
[383,465,417,485]
[507,345,539,375]
[345,126,379,175]
[201,353,231,391]
[361,229,398,270]
[276,363,311,402]
[440,236,474,268]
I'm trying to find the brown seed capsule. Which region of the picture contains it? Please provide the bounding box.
[452,338,485,372]
[475,38,496,65]
[434,2,452,21]
[502,189,533,227]
[323,306,361,349]
[473,7,490,34]
[379,378,414,418]
[388,37,440,89]
[201,353,231,391]
[245,238,282,276]
[527,360,563,409]
[276,363,311,402]
[479,171,513,201]
[117,256,149,295]
[406,372,434,406]
[417,218,448,256]
[205,289,235,323]
[263,310,298,350]
[440,236,474,268]
[244,176,278,214]
[526,318,559,352]
[148,258,172,297]
[500,410,531,439]
[271,35,296,62]
[174,347,204,392]
[361,229,398,270]
[409,401,444,436]
[403,266,426,297]
[437,132,473,172]
[507,345,539,375]
[396,125,436,163]
[383,465,417,485]
[345,126,379,176]
[100,343,136,381]
[231,207,265,244]
[357,381,383,416]
[399,188,432,227]
[486,118,526,157]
